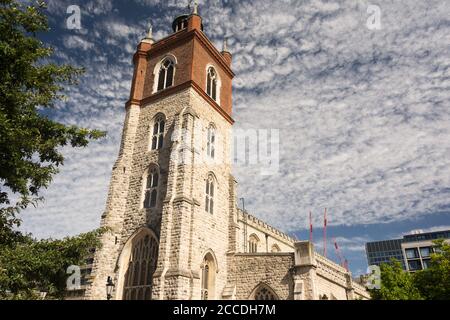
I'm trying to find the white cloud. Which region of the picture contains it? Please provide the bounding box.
[47,0,114,16]
[334,236,370,252]
[100,20,143,39]
[63,35,94,50]
[18,0,450,239]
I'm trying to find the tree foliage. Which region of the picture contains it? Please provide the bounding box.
[0,0,106,300]
[370,259,423,300]
[0,0,105,227]
[370,240,450,300]
[0,228,105,300]
[413,240,450,300]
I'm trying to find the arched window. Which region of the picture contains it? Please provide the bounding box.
[143,167,159,209]
[255,287,277,300]
[205,175,214,214]
[206,67,218,101]
[201,263,209,300]
[207,125,215,159]
[271,244,281,253]
[175,18,187,32]
[151,115,165,150]
[157,58,175,92]
[122,231,159,300]
[201,253,216,300]
[248,234,259,253]
[252,283,279,300]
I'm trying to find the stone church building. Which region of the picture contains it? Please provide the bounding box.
[85,9,369,301]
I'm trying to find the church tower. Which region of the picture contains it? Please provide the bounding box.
[86,6,237,300]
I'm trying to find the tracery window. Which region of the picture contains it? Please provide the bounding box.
[157,58,175,92]
[206,67,218,101]
[201,253,216,300]
[254,285,278,300]
[248,234,259,253]
[205,175,214,214]
[143,167,159,209]
[123,233,158,300]
[201,264,210,300]
[207,125,216,159]
[151,115,165,150]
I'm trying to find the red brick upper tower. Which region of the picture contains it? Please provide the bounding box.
[128,7,235,124]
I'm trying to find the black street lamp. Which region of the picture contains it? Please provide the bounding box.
[106,276,115,300]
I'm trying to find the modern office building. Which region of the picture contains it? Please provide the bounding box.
[366,239,405,269]
[365,229,450,272]
[401,230,450,272]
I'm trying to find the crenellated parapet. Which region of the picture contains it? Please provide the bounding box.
[314,252,349,287]
[237,209,296,247]
[290,241,370,300]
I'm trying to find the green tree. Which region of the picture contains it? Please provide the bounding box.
[414,240,450,300]
[370,259,423,300]
[0,0,105,237]
[0,1,106,300]
[0,228,105,300]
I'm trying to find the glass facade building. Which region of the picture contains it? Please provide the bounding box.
[365,230,450,272]
[365,239,405,268]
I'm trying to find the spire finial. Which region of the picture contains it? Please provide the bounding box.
[223,37,228,52]
[142,20,154,44]
[146,21,153,39]
[193,0,199,15]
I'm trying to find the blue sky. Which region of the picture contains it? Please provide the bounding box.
[17,0,450,276]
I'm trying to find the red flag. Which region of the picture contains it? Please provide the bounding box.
[309,211,313,242]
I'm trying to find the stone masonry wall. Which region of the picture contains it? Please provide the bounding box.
[151,86,233,300]
[228,253,295,300]
[314,252,370,300]
[85,103,142,300]
[315,275,348,300]
[175,88,233,300]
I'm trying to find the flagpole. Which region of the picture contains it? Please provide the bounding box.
[323,208,327,257]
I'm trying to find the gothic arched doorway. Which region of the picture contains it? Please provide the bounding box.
[117,228,158,300]
[200,251,217,300]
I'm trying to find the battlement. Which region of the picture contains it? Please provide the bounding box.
[237,208,296,246]
[315,252,348,274]
[314,252,349,287]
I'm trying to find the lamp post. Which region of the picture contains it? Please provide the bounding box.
[106,276,115,300]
